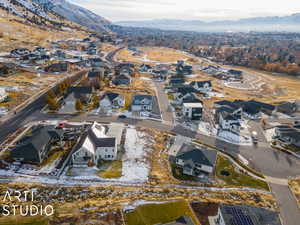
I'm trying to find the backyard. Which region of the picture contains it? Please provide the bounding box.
[124,200,199,225]
[215,156,269,191]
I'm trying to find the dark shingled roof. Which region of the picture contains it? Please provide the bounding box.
[101,92,121,102]
[176,149,213,167]
[87,129,116,147]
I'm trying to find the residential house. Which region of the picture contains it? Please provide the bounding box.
[131,94,153,112]
[241,100,275,119]
[100,92,125,110]
[169,76,185,87]
[190,81,212,93]
[139,64,152,73]
[112,74,131,86]
[174,87,197,104]
[175,148,216,177]
[274,125,300,148]
[45,62,69,73]
[11,125,63,164]
[90,57,103,67]
[212,204,281,225]
[66,86,93,103]
[72,122,118,166]
[176,60,193,75]
[276,102,298,115]
[182,102,203,120]
[88,69,105,87]
[0,63,17,77]
[0,87,8,103]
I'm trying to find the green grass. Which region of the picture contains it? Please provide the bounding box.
[98,160,122,179]
[216,156,269,191]
[0,216,48,225]
[125,200,198,225]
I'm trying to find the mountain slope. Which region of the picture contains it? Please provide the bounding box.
[116,13,300,32]
[0,1,87,51]
[33,0,111,32]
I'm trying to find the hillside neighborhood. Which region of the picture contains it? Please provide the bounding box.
[0,1,300,225]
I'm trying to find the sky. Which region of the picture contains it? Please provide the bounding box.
[69,0,300,22]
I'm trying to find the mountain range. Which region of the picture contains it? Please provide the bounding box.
[116,13,300,32]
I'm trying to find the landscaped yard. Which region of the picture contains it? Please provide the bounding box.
[124,200,199,225]
[215,156,269,191]
[98,160,123,179]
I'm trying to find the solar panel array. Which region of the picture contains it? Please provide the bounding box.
[225,207,255,225]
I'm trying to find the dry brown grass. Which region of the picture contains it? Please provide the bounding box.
[0,9,87,51]
[115,47,200,65]
[289,179,300,207]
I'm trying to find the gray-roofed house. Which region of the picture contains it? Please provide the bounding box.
[212,204,282,225]
[112,74,131,86]
[274,125,300,149]
[131,94,153,112]
[72,122,118,166]
[59,86,93,113]
[11,125,63,164]
[175,148,217,176]
[99,92,125,110]
[45,62,69,73]
[190,81,212,93]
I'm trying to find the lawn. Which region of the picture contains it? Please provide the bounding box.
[125,200,199,225]
[98,160,122,179]
[215,156,269,191]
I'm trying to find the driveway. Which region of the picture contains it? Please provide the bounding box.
[153,81,174,124]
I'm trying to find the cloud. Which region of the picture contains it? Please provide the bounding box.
[69,0,300,22]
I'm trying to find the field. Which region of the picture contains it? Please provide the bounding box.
[215,156,270,191]
[0,71,64,110]
[115,47,199,65]
[124,200,199,225]
[289,179,300,206]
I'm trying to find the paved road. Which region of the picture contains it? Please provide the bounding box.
[270,183,300,225]
[153,81,174,124]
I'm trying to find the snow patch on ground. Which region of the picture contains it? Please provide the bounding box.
[265,128,275,142]
[119,128,152,182]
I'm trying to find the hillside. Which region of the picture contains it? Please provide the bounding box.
[33,0,111,33]
[116,13,300,32]
[0,6,87,51]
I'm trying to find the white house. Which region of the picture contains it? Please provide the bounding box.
[182,102,203,120]
[72,122,118,166]
[0,87,8,103]
[190,81,212,93]
[100,92,125,111]
[131,94,153,112]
